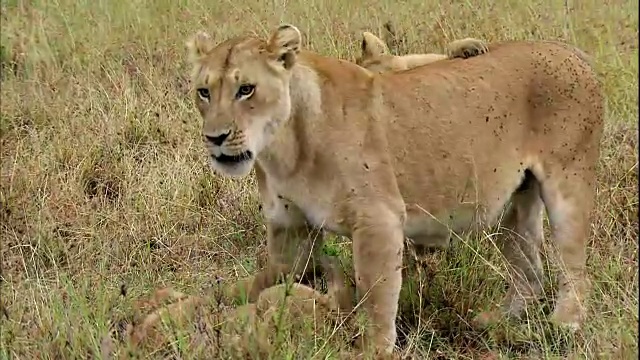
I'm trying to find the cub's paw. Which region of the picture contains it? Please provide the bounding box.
[447,38,489,59]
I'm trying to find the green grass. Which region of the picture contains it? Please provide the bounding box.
[1,0,638,358]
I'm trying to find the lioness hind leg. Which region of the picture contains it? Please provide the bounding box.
[474,171,545,327]
[535,165,595,330]
[446,38,489,59]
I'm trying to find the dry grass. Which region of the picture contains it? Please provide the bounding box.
[1,0,638,358]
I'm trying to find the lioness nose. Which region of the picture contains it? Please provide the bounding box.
[205,131,230,146]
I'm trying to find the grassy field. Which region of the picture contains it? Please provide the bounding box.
[1,0,638,358]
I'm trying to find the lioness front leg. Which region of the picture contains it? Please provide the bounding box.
[232,224,325,304]
[229,168,326,303]
[228,206,323,303]
[352,204,404,355]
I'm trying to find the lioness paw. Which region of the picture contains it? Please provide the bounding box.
[549,307,583,332]
[446,38,489,59]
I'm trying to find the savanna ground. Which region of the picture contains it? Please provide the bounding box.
[0,0,638,358]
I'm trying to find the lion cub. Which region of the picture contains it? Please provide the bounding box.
[355,30,489,73]
[123,261,356,358]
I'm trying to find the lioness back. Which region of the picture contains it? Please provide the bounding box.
[369,41,602,235]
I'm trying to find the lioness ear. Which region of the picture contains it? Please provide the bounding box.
[361,32,389,58]
[186,31,215,64]
[267,24,302,69]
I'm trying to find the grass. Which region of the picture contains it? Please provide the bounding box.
[0,0,637,358]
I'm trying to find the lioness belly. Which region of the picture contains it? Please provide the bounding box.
[395,150,529,249]
[403,202,479,248]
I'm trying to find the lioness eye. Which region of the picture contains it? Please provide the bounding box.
[197,88,210,101]
[236,84,255,99]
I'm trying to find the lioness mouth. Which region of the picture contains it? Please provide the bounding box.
[214,151,253,164]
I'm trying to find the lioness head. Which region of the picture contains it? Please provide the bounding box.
[185,25,302,177]
[354,31,401,73]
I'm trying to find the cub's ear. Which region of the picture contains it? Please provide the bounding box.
[361,31,389,59]
[186,31,215,64]
[267,24,302,69]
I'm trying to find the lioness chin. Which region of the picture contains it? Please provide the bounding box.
[185,24,604,356]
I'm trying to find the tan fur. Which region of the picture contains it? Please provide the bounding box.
[125,260,357,358]
[227,282,355,358]
[124,285,351,358]
[229,254,356,310]
[355,31,489,73]
[125,288,205,351]
[354,30,489,256]
[185,24,604,356]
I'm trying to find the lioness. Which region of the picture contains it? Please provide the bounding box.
[185,25,604,356]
